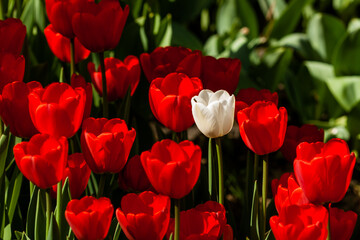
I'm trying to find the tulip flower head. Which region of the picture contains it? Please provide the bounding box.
[0,81,42,138]
[270,204,328,240]
[81,117,136,173]
[141,139,202,199]
[237,101,288,155]
[149,72,203,132]
[116,191,171,240]
[192,89,235,138]
[28,82,86,138]
[294,138,356,204]
[13,133,68,189]
[65,196,114,240]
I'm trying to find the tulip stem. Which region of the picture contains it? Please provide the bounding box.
[70,38,75,79]
[208,138,213,200]
[56,180,63,237]
[262,154,268,239]
[99,52,109,118]
[254,154,259,183]
[45,189,52,237]
[174,199,180,240]
[327,204,331,240]
[97,174,106,198]
[215,138,224,205]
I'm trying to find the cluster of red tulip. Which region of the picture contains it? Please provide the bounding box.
[0,0,358,239]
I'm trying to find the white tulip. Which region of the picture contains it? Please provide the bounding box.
[191,89,235,138]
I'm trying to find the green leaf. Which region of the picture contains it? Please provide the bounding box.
[276,33,320,60]
[306,13,346,62]
[155,14,172,47]
[216,0,239,35]
[171,22,202,50]
[20,0,34,35]
[333,28,360,76]
[26,186,38,239]
[34,0,45,31]
[15,231,31,240]
[235,0,259,39]
[55,178,71,240]
[250,180,259,240]
[112,222,122,240]
[34,189,46,240]
[46,213,60,240]
[348,18,360,33]
[0,127,10,179]
[270,0,313,39]
[6,166,22,222]
[324,76,360,112]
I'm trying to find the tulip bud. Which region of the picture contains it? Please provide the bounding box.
[191,89,235,138]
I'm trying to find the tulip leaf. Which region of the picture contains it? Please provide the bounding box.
[55,178,71,240]
[168,233,173,240]
[306,13,346,62]
[171,22,203,50]
[216,0,239,35]
[34,189,46,240]
[155,14,172,47]
[0,173,6,238]
[46,213,59,240]
[250,180,260,240]
[6,166,22,222]
[112,222,122,240]
[26,186,38,239]
[333,28,360,76]
[14,231,31,240]
[270,0,313,39]
[0,127,10,179]
[276,33,321,60]
[323,76,360,112]
[236,0,259,39]
[257,0,286,19]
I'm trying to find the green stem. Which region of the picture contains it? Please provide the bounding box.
[0,118,3,136]
[245,151,251,213]
[215,138,224,205]
[0,1,3,20]
[99,52,108,118]
[45,189,52,237]
[327,204,331,240]
[262,154,268,239]
[254,154,259,183]
[70,38,75,79]
[208,138,213,200]
[56,181,63,236]
[97,174,106,198]
[174,199,181,240]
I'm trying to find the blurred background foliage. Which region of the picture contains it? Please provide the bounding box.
[2,0,360,239]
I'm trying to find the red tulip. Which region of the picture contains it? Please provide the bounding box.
[0,18,26,55]
[72,0,129,52]
[70,73,92,121]
[88,56,140,101]
[65,196,114,240]
[44,24,90,63]
[81,117,136,173]
[51,153,91,199]
[141,139,201,199]
[271,172,309,213]
[294,138,356,204]
[235,87,278,114]
[194,201,228,239]
[118,155,152,192]
[200,56,241,95]
[280,124,324,162]
[149,72,203,132]
[166,206,222,240]
[45,0,84,38]
[0,53,25,92]
[116,191,171,240]
[0,81,42,138]
[140,46,201,82]
[28,82,86,138]
[13,133,68,189]
[270,204,328,240]
[237,101,288,155]
[329,206,357,240]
